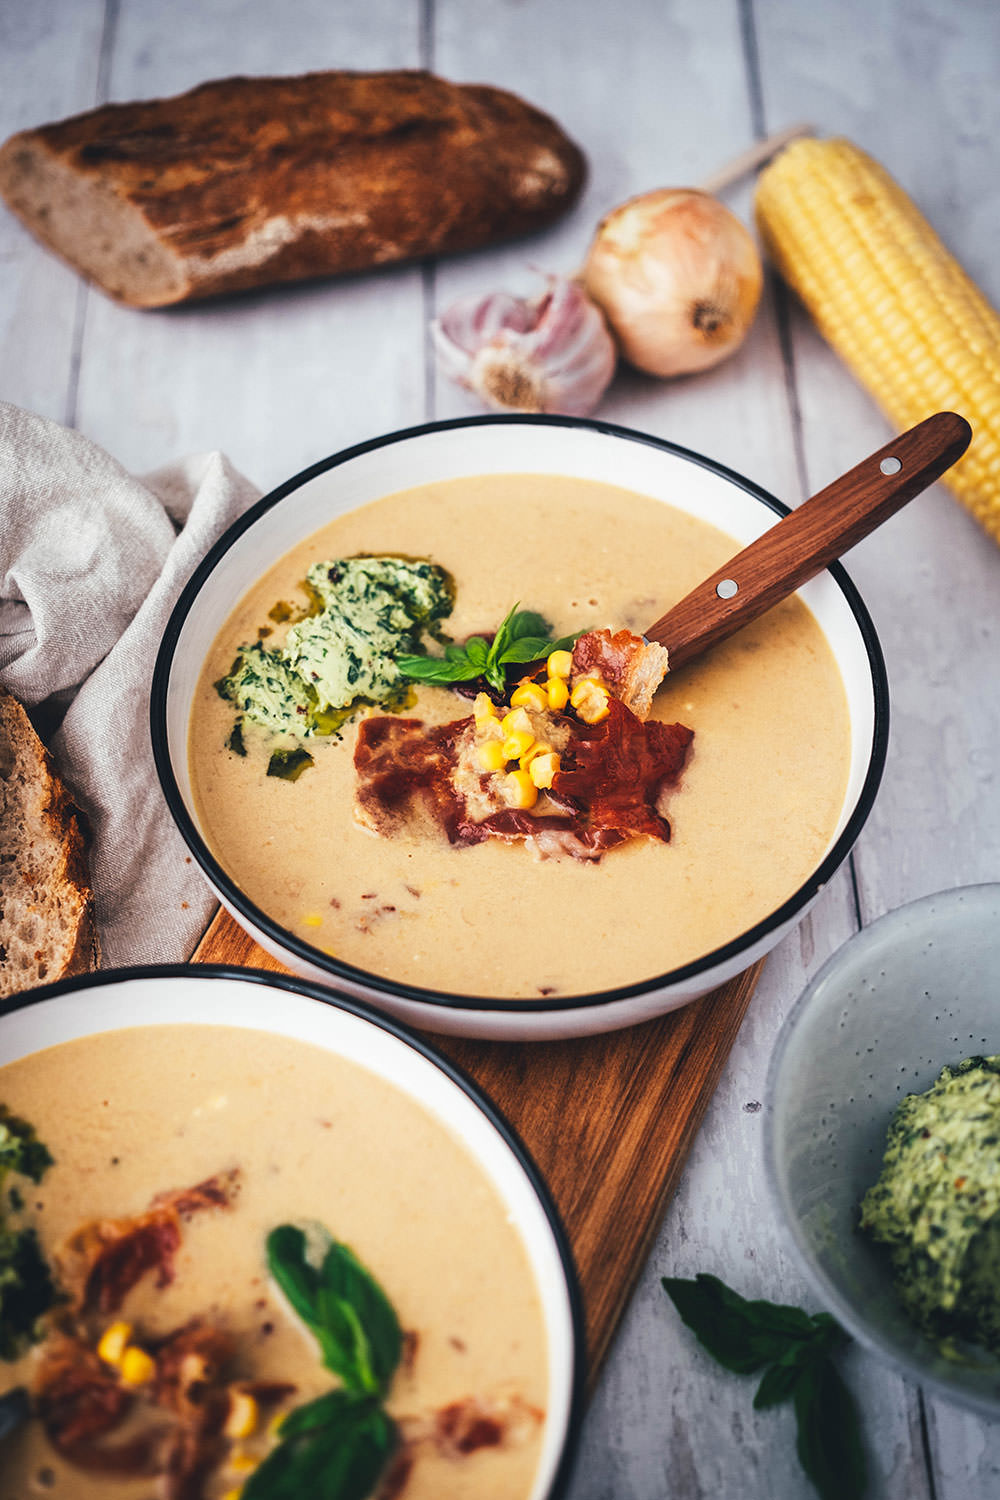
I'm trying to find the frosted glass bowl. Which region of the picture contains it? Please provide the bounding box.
[765,883,1000,1416]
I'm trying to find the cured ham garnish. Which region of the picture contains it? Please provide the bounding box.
[354,695,692,861]
[57,1170,240,1316]
[34,1334,168,1474]
[570,627,669,721]
[389,1389,544,1470]
[35,1318,295,1494]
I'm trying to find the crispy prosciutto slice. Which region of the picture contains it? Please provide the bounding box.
[57,1171,240,1316]
[570,627,669,721]
[35,1334,168,1474]
[354,685,692,862]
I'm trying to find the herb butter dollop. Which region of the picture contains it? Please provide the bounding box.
[217,555,453,740]
[859,1055,1000,1353]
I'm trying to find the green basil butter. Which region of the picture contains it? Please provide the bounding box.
[859,1055,1000,1353]
[216,556,453,741]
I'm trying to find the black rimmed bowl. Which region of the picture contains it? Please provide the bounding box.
[0,965,585,1496]
[152,415,888,1040]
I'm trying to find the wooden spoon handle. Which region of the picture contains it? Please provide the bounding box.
[644,411,972,668]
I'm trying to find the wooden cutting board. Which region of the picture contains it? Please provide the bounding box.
[193,909,763,1391]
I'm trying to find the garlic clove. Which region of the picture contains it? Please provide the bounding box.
[432,275,617,417]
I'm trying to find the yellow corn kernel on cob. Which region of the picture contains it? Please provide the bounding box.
[755,136,1000,543]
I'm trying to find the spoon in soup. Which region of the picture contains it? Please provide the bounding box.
[643,410,972,667]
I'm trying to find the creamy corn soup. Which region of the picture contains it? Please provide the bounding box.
[189,475,851,998]
[0,1024,549,1499]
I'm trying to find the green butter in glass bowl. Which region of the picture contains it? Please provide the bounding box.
[765,884,1000,1417]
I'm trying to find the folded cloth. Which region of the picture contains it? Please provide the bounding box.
[0,401,260,967]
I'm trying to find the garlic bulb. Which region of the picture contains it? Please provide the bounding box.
[432,275,617,416]
[581,188,763,377]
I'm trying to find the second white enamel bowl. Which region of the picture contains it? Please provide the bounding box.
[152,416,888,1040]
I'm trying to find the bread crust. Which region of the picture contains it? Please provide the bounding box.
[0,693,99,997]
[0,70,586,307]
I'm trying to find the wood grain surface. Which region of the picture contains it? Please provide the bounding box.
[193,907,763,1386]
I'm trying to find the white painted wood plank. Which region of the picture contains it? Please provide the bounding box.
[0,0,106,422]
[753,0,1000,1496]
[431,0,803,507]
[71,0,428,489]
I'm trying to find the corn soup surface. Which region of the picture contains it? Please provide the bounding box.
[0,1023,549,1498]
[189,474,851,998]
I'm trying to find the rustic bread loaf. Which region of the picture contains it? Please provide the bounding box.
[0,70,586,308]
[0,693,99,997]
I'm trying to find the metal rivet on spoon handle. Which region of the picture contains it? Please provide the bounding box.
[644,411,972,670]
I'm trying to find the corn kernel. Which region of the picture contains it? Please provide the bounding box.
[570,676,608,708]
[302,913,323,928]
[546,676,569,711]
[576,691,610,725]
[120,1346,156,1386]
[224,1390,259,1440]
[529,752,561,789]
[503,729,535,760]
[221,1490,245,1500]
[519,740,552,769]
[477,739,508,772]
[97,1321,132,1367]
[547,649,574,679]
[473,692,497,726]
[500,706,533,736]
[503,769,538,809]
[510,681,548,712]
[227,1451,260,1473]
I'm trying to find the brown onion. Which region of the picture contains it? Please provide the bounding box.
[581,188,763,377]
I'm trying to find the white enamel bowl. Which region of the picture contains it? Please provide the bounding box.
[152,415,888,1040]
[0,966,585,1497]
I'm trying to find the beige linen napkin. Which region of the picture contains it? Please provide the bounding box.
[0,401,260,966]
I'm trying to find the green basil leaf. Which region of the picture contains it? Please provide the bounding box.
[753,1346,806,1409]
[243,1392,396,1500]
[662,1274,814,1373]
[502,609,551,643]
[267,1228,401,1396]
[497,636,557,665]
[793,1353,868,1500]
[278,1389,352,1438]
[318,1241,402,1395]
[463,636,490,667]
[266,1226,321,1325]
[395,653,480,684]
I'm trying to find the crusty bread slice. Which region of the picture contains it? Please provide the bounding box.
[0,70,585,308]
[0,693,99,997]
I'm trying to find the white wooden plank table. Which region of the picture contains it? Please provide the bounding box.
[2,2,999,1496]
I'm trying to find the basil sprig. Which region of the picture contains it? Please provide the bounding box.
[243,1226,403,1500]
[242,1388,396,1500]
[662,1273,867,1500]
[396,603,582,694]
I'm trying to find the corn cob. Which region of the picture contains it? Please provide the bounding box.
[755,136,1000,544]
